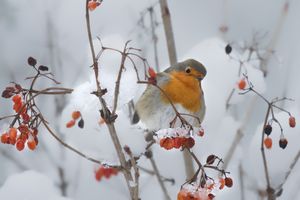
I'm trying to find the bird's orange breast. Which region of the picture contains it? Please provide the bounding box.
[160,71,202,113]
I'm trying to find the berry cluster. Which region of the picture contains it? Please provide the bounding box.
[263,116,296,149]
[155,127,204,150]
[1,126,38,151]
[177,175,233,200]
[88,0,102,11]
[1,88,39,151]
[66,111,84,129]
[160,136,195,150]
[95,165,119,181]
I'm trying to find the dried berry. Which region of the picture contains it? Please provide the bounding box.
[225,44,232,54]
[206,155,217,165]
[78,118,84,128]
[197,129,204,137]
[2,87,15,98]
[27,57,37,66]
[279,138,288,149]
[264,124,272,136]
[27,57,36,67]
[38,65,49,71]
[289,116,296,128]
[224,177,233,188]
[208,193,215,199]
[264,137,272,149]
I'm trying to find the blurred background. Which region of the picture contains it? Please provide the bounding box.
[0,0,300,199]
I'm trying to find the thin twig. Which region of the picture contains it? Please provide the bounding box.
[40,114,121,169]
[149,153,171,200]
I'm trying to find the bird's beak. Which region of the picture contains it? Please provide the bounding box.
[196,74,205,81]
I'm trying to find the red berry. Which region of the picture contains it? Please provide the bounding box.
[289,116,296,128]
[88,1,98,11]
[148,67,157,79]
[12,95,21,103]
[27,140,36,150]
[16,139,25,151]
[183,137,195,148]
[21,113,30,123]
[219,178,225,190]
[238,79,246,90]
[264,137,272,149]
[8,128,17,140]
[1,133,9,144]
[173,137,182,149]
[160,138,174,150]
[95,168,104,181]
[66,120,76,128]
[72,111,81,120]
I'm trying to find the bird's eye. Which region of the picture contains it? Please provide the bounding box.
[185,67,191,73]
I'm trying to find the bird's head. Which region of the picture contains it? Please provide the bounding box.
[165,59,207,81]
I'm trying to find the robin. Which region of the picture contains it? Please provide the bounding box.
[133,59,206,130]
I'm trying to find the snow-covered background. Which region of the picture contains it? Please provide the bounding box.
[1,0,300,199]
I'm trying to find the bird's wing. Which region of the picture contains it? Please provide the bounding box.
[132,72,170,124]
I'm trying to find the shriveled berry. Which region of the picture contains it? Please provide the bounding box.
[27,57,37,66]
[206,154,217,165]
[66,120,76,128]
[264,124,272,136]
[238,79,246,90]
[264,137,272,149]
[78,118,84,129]
[225,44,232,54]
[16,139,25,151]
[197,129,204,137]
[72,111,81,120]
[289,116,296,128]
[279,138,288,149]
[225,177,233,188]
[38,65,49,71]
[208,193,216,199]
